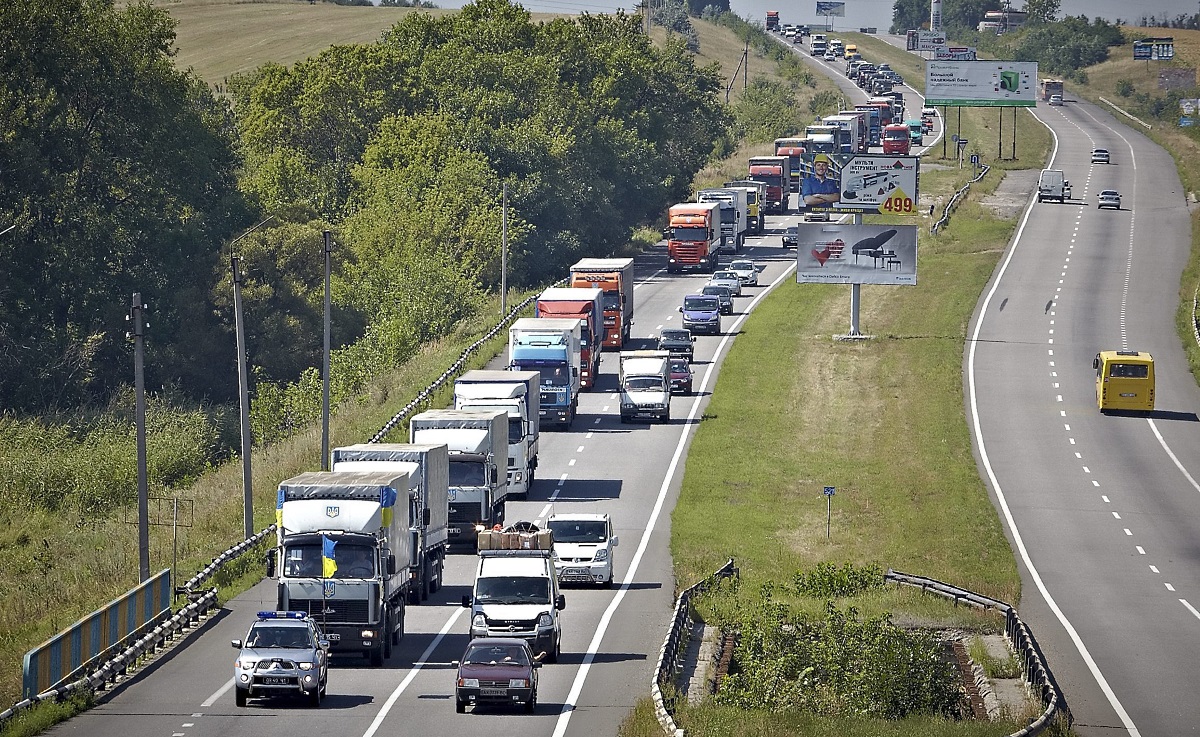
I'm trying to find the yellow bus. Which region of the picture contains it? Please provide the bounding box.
[1094,350,1154,413]
[844,43,858,58]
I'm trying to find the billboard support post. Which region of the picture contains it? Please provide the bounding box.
[849,214,862,336]
[998,108,1003,160]
[1013,107,1018,160]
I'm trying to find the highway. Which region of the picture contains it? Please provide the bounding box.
[45,227,802,736]
[967,97,1198,737]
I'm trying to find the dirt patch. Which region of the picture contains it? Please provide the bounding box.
[979,169,1039,220]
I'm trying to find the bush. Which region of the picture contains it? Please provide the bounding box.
[1116,79,1135,97]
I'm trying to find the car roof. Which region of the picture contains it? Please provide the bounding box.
[548,512,608,522]
[467,636,530,648]
[660,328,689,336]
[730,260,753,267]
[1099,190,1120,195]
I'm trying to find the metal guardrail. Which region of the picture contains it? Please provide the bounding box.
[1098,97,1152,130]
[885,570,1070,736]
[932,163,991,234]
[651,558,738,737]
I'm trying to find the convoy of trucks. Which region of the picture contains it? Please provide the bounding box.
[452,370,540,499]
[328,443,450,604]
[508,317,582,428]
[697,187,748,254]
[409,409,507,549]
[747,155,789,214]
[618,350,672,423]
[535,287,603,389]
[665,201,722,273]
[773,138,807,192]
[569,257,635,350]
[271,470,413,666]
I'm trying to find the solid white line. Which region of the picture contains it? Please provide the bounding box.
[361,608,466,737]
[970,112,1140,735]
[1181,599,1200,620]
[201,677,234,708]
[549,255,798,737]
[1147,419,1200,493]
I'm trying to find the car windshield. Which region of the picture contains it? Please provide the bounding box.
[476,576,551,604]
[625,376,665,391]
[463,643,530,666]
[712,272,736,280]
[670,361,689,374]
[730,261,753,271]
[702,286,728,298]
[684,297,719,311]
[247,625,311,649]
[660,330,689,342]
[283,542,375,579]
[548,519,608,543]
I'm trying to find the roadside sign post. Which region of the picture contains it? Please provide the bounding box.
[823,486,836,538]
[970,153,980,177]
[957,138,968,169]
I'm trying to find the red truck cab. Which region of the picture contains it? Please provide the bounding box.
[882,123,911,155]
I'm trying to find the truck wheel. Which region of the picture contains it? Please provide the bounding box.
[661,409,670,424]
[432,555,444,593]
[548,637,560,664]
[456,699,466,713]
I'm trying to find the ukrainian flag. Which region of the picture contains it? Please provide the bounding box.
[381,485,397,528]
[322,535,337,578]
[276,489,286,530]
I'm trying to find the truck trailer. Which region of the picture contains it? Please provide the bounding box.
[697,187,748,254]
[452,370,540,499]
[569,257,635,350]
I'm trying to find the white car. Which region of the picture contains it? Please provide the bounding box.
[1049,94,1063,106]
[707,270,742,296]
[727,259,759,286]
[547,513,618,587]
[1097,190,1121,210]
[1091,148,1110,164]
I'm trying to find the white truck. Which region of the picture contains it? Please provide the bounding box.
[618,350,672,424]
[822,113,864,154]
[697,187,749,254]
[546,512,619,587]
[453,370,540,500]
[270,470,411,666]
[1037,169,1072,203]
[508,317,582,429]
[328,443,450,603]
[461,546,566,662]
[409,409,507,549]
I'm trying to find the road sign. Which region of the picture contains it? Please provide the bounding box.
[957,138,969,147]
[823,486,836,496]
[951,134,959,142]
[970,154,980,165]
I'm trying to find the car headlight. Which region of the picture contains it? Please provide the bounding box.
[472,613,487,629]
[537,613,554,628]
[621,402,635,410]
[361,629,377,638]
[299,662,314,670]
[509,678,530,688]
[236,659,256,669]
[459,677,479,688]
[594,549,609,561]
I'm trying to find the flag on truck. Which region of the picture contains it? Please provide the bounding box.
[322,535,338,577]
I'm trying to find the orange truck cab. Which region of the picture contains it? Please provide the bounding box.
[569,258,635,349]
[748,155,788,214]
[665,202,721,275]
[773,138,807,193]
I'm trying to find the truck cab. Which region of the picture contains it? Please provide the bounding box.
[882,123,911,154]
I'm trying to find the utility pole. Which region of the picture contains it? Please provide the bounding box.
[321,230,333,470]
[501,182,508,315]
[231,256,254,540]
[127,295,150,582]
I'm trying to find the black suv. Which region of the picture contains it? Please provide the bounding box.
[782,226,798,249]
[657,328,695,363]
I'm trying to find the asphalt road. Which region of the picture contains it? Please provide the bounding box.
[45,222,804,737]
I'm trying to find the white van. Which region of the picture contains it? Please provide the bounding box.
[1037,169,1071,203]
[462,549,565,662]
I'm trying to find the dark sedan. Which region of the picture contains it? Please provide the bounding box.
[454,637,541,713]
[658,328,695,362]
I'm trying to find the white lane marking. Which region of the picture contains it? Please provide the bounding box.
[576,446,585,453]
[1147,419,1200,494]
[361,609,467,737]
[594,418,601,425]
[1181,599,1200,619]
[568,459,576,466]
[538,503,553,518]
[1150,565,1159,574]
[1102,496,1110,503]
[1112,512,1121,520]
[1124,529,1133,536]
[558,473,568,485]
[1166,583,1176,592]
[549,256,799,737]
[1137,546,1146,555]
[586,431,594,439]
[202,677,234,707]
[969,112,1140,735]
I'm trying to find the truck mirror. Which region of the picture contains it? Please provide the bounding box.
[492,468,499,484]
[556,594,566,611]
[572,368,579,378]
[461,595,473,608]
[387,554,397,575]
[423,508,431,526]
[1092,356,1100,370]
[611,536,619,547]
[678,306,683,313]
[265,552,276,578]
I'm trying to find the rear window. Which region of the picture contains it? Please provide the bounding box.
[1110,363,1149,378]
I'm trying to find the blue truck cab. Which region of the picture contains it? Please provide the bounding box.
[508,319,581,429]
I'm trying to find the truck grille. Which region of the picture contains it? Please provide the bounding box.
[672,245,703,260]
[288,598,370,623]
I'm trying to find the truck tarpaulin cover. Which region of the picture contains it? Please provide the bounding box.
[816,1,845,16]
[795,224,918,285]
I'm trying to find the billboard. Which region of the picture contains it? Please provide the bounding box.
[799,154,920,216]
[935,46,977,61]
[816,1,846,16]
[1134,38,1174,60]
[925,61,1038,107]
[796,224,918,285]
[906,29,947,52]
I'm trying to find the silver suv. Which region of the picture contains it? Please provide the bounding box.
[232,611,329,707]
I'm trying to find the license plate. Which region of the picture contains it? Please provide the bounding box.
[265,677,290,685]
[326,633,340,642]
[480,688,506,696]
[448,527,461,534]
[565,568,587,576]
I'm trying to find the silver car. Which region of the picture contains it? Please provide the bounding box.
[1097,190,1121,210]
[232,611,330,707]
[708,270,742,296]
[727,259,759,286]
[1091,148,1110,164]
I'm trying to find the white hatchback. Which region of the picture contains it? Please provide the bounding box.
[1091,148,1110,164]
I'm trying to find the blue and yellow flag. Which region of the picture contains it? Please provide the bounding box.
[322,535,337,578]
[276,489,286,530]
[380,485,397,528]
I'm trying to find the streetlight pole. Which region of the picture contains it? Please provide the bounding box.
[501,182,508,315]
[321,230,333,470]
[127,295,150,581]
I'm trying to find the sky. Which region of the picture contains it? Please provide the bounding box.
[429,0,1200,29]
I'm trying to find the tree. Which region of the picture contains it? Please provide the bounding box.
[1023,0,1061,24]
[0,0,249,410]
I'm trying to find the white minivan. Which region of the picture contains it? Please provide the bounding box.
[1037,169,1072,203]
